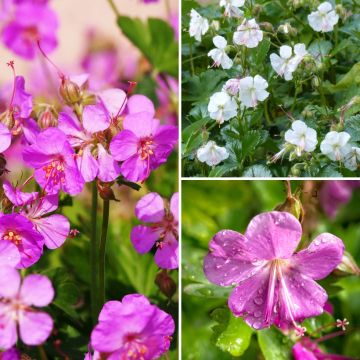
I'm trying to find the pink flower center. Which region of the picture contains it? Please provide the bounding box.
[138,137,155,160]
[43,159,66,186]
[123,333,148,360]
[23,26,39,42]
[3,230,22,246]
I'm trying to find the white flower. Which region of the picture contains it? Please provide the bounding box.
[197,141,229,166]
[208,36,233,69]
[320,131,352,161]
[208,91,238,124]
[344,147,360,171]
[238,75,269,108]
[222,78,242,96]
[220,0,244,18]
[270,44,307,81]
[233,18,263,48]
[308,2,339,32]
[284,120,317,156]
[189,9,209,41]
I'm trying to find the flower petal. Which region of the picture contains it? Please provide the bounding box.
[0,305,17,350]
[0,123,11,153]
[20,274,54,307]
[109,130,138,162]
[77,145,99,182]
[19,311,53,346]
[204,230,260,286]
[97,144,120,182]
[131,225,160,254]
[135,192,165,222]
[98,88,127,117]
[123,112,159,138]
[291,233,344,280]
[0,266,21,297]
[170,192,179,222]
[155,235,178,269]
[120,154,148,182]
[82,103,110,133]
[244,211,302,260]
[127,94,155,117]
[0,241,21,267]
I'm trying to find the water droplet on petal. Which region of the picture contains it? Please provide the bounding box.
[254,310,262,318]
[254,297,264,305]
[253,321,262,329]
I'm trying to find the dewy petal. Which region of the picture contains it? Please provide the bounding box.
[204,230,261,286]
[135,192,165,222]
[0,306,17,350]
[276,267,327,327]
[228,265,277,330]
[97,144,121,182]
[291,233,344,280]
[19,311,53,346]
[82,103,110,133]
[0,122,12,153]
[155,233,178,269]
[127,94,155,117]
[32,214,70,249]
[131,225,161,254]
[0,266,21,297]
[244,211,302,260]
[109,130,139,162]
[0,241,21,267]
[20,274,54,307]
[292,342,318,360]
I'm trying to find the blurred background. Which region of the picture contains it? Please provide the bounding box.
[182,180,360,359]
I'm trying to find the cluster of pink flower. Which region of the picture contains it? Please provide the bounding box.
[0,0,178,358]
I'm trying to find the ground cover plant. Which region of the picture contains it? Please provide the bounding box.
[0,0,179,358]
[182,0,360,177]
[182,180,360,359]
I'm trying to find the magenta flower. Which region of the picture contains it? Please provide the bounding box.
[0,266,54,350]
[3,181,70,249]
[204,211,344,333]
[131,192,179,269]
[1,2,58,59]
[90,294,174,359]
[22,128,85,195]
[0,122,11,153]
[110,111,178,183]
[320,181,360,218]
[156,75,178,125]
[0,241,20,267]
[0,213,44,268]
[0,347,21,360]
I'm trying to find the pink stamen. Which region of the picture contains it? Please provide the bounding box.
[37,41,65,81]
[6,60,16,111]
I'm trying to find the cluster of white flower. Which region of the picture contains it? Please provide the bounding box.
[188,1,345,169]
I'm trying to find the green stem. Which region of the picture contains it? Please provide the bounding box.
[189,42,195,76]
[107,0,120,17]
[38,346,48,360]
[90,182,99,323]
[99,199,110,307]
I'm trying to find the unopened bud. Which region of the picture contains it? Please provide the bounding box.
[311,76,320,88]
[0,154,8,177]
[0,110,15,129]
[155,270,177,299]
[275,192,304,222]
[38,109,58,129]
[301,107,314,118]
[336,4,352,21]
[290,164,302,177]
[211,20,220,31]
[261,22,274,32]
[278,23,297,36]
[97,181,119,202]
[252,4,262,16]
[335,251,360,276]
[59,79,82,105]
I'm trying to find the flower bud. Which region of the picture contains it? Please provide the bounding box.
[97,181,119,202]
[311,76,320,88]
[290,164,302,177]
[38,109,58,129]
[252,4,262,16]
[155,270,177,299]
[261,22,274,32]
[211,20,220,31]
[59,79,82,105]
[301,107,313,119]
[0,154,9,177]
[0,110,15,129]
[336,4,352,21]
[278,23,297,36]
[335,251,360,276]
[275,193,304,222]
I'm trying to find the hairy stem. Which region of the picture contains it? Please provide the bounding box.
[99,199,110,307]
[90,182,99,323]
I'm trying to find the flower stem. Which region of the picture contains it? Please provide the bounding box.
[90,182,99,323]
[38,346,48,360]
[99,199,110,307]
[107,0,120,17]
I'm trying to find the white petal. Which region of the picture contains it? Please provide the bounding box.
[279,45,292,59]
[213,35,227,49]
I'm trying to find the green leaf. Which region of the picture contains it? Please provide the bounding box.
[243,165,273,177]
[211,308,253,357]
[255,39,271,67]
[258,327,293,360]
[345,115,360,142]
[318,165,343,177]
[184,283,231,299]
[324,62,360,93]
[308,40,332,61]
[209,162,239,177]
[117,16,178,76]
[302,312,335,336]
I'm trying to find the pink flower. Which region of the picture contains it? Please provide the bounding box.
[3,181,70,249]
[319,181,360,218]
[0,213,44,268]
[0,266,54,350]
[110,108,178,182]
[1,1,58,59]
[131,192,179,269]
[204,211,344,333]
[90,294,174,359]
[0,347,21,360]
[156,75,178,125]
[22,128,85,195]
